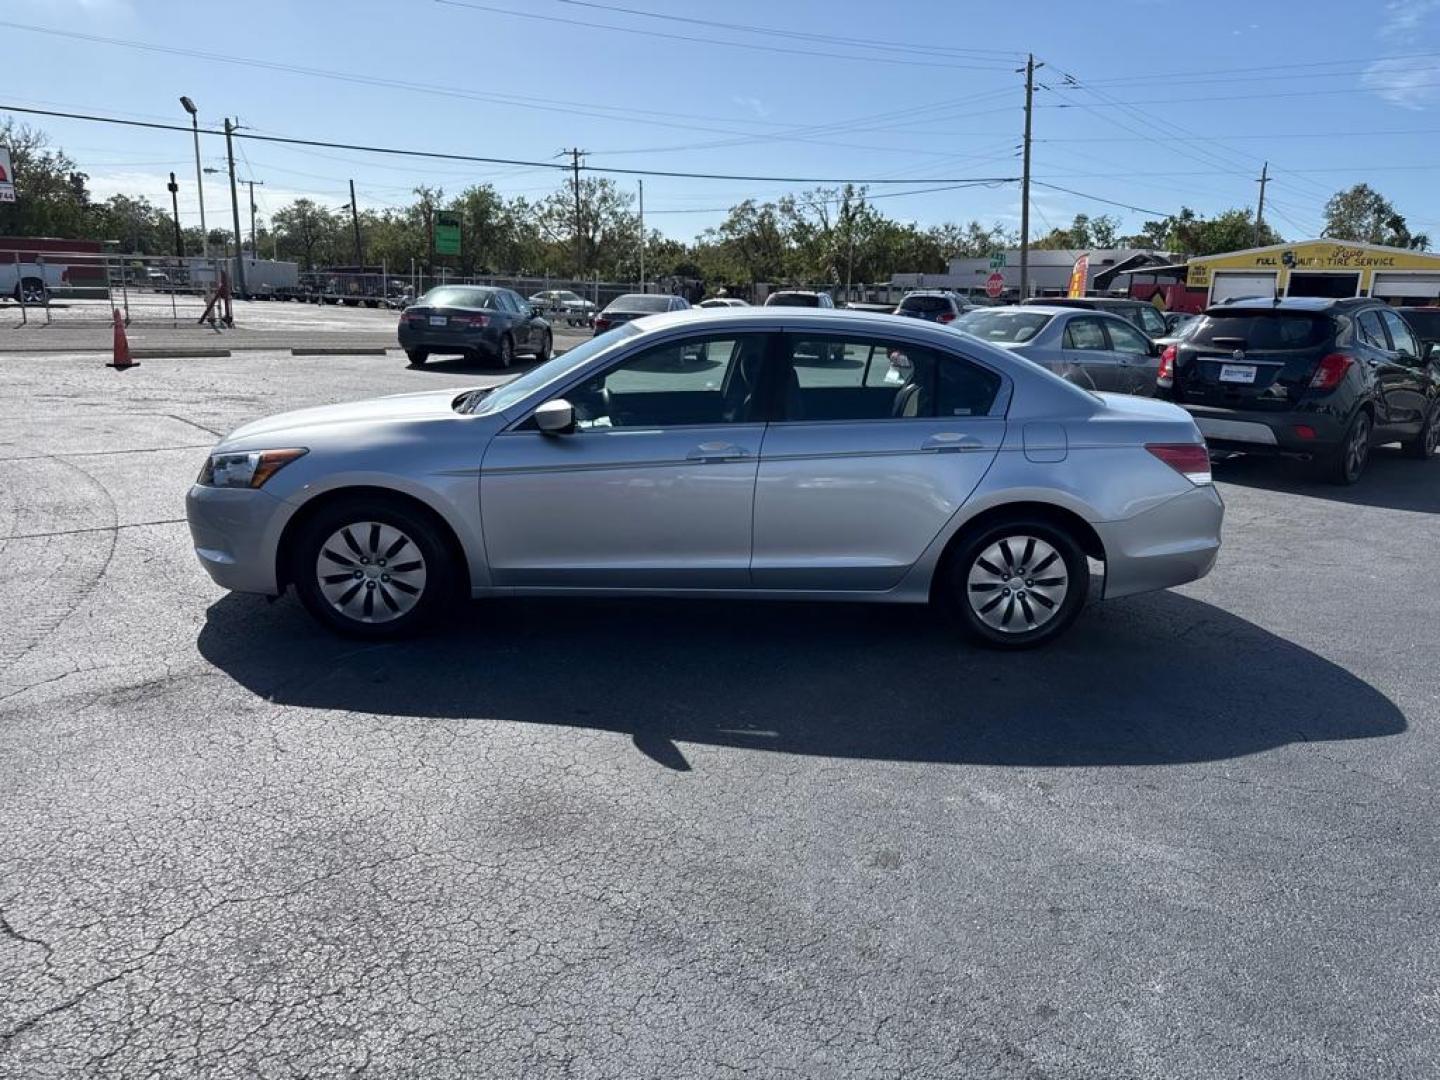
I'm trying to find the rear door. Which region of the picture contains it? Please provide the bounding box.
[1061,315,1121,390]
[751,331,1006,590]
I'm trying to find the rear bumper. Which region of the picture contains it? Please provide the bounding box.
[1178,403,1345,455]
[1096,484,1224,600]
[397,324,498,355]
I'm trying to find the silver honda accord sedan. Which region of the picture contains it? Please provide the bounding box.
[186,308,1223,648]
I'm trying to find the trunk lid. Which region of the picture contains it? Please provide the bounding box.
[1172,309,1337,410]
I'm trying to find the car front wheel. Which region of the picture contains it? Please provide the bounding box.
[534,331,552,362]
[496,334,515,369]
[292,497,455,639]
[942,518,1089,649]
[1402,402,1439,460]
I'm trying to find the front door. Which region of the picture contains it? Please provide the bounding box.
[1061,315,1122,390]
[751,332,1006,590]
[481,332,770,588]
[1376,307,1430,432]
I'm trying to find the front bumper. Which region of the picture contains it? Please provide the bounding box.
[1096,483,1224,600]
[186,484,289,595]
[1177,403,1345,456]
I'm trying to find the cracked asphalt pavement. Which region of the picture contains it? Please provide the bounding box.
[1,349,1437,1078]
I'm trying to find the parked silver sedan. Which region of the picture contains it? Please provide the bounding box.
[955,304,1163,396]
[187,309,1222,648]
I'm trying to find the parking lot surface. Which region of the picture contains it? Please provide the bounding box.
[1,351,1437,1078]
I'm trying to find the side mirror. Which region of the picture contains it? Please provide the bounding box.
[534,398,575,435]
[529,305,543,319]
[1428,342,1440,362]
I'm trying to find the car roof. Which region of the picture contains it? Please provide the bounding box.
[770,289,823,296]
[1023,296,1143,309]
[1209,296,1365,312]
[972,304,1108,318]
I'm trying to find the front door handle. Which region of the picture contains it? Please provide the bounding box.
[923,433,984,453]
[687,441,748,462]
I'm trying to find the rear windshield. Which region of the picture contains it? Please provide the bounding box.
[1401,309,1440,338]
[899,295,952,314]
[766,293,821,307]
[955,310,1052,343]
[607,294,671,313]
[1191,311,1333,350]
[420,287,495,308]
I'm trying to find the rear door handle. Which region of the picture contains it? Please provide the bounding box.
[687,441,748,462]
[923,433,984,453]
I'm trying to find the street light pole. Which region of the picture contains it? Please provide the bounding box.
[167,172,183,258]
[179,96,208,259]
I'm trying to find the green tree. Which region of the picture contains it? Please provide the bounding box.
[1126,206,1281,256]
[1033,213,1122,250]
[1322,183,1429,249]
[0,118,92,238]
[271,198,341,269]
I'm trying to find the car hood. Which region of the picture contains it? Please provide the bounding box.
[219,387,474,447]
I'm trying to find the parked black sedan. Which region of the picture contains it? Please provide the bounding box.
[398,286,552,368]
[592,293,690,335]
[1157,296,1440,483]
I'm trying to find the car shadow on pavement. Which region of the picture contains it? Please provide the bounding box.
[197,589,1405,771]
[1214,448,1440,514]
[405,356,540,376]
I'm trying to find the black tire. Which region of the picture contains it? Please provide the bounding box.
[1401,402,1440,460]
[940,517,1090,649]
[496,334,515,369]
[291,496,456,639]
[1318,409,1372,485]
[14,277,47,305]
[406,349,428,367]
[534,331,552,363]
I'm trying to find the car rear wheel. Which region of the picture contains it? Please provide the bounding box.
[292,497,455,639]
[1320,409,1371,485]
[1402,402,1439,460]
[496,334,515,369]
[14,278,47,304]
[405,349,428,366]
[941,518,1089,649]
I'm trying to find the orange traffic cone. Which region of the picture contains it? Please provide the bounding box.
[107,309,138,370]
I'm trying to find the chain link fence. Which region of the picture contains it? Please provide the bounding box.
[2,251,231,326]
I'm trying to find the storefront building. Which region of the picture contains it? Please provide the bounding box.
[1186,240,1440,306]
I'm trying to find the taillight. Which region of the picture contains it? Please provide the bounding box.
[1310,353,1354,391]
[455,313,489,328]
[1147,442,1212,485]
[1157,344,1176,384]
[594,317,611,331]
[937,311,956,324]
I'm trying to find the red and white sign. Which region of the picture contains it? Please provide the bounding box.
[0,148,14,203]
[985,271,1005,299]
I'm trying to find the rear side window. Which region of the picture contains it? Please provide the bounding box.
[1356,309,1388,349]
[899,295,952,314]
[1192,312,1333,350]
[1063,317,1108,350]
[781,336,1000,421]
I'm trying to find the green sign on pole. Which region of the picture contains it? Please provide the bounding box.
[989,250,1006,269]
[434,210,461,257]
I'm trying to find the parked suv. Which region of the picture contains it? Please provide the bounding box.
[1157,296,1440,483]
[894,290,970,324]
[1022,296,1170,340]
[1398,306,1440,360]
[763,290,835,308]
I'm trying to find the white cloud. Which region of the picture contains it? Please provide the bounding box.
[1364,1,1440,107]
[1379,0,1440,37]
[731,95,771,120]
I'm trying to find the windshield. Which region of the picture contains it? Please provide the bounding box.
[607,294,671,313]
[420,287,495,309]
[766,293,820,307]
[955,310,1052,343]
[467,325,641,416]
[1191,311,1333,350]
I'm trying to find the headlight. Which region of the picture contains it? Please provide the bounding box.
[198,448,307,488]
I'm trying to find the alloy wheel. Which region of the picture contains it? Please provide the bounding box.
[1346,413,1371,480]
[966,535,1068,634]
[314,521,427,624]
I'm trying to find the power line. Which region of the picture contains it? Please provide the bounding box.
[553,0,1026,61]
[644,179,1013,216]
[0,104,1022,186]
[1030,182,1172,218]
[435,0,1021,69]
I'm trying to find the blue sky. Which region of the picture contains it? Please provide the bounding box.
[4,0,1440,246]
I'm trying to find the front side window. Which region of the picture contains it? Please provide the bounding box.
[1134,305,1167,337]
[1064,317,1108,351]
[781,335,1000,421]
[564,334,768,429]
[1105,319,1151,355]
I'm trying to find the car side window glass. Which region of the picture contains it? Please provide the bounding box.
[565,334,768,429]
[1379,308,1419,358]
[1356,309,1388,349]
[1105,319,1151,355]
[782,335,942,421]
[1064,317,1107,351]
[1137,306,1166,336]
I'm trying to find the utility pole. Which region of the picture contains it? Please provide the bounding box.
[348,178,364,265]
[167,172,183,258]
[223,118,247,298]
[239,178,264,257]
[1253,161,1270,246]
[565,148,586,276]
[637,178,645,292]
[1019,53,1040,301]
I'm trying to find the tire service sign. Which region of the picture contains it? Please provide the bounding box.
[0,148,15,202]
